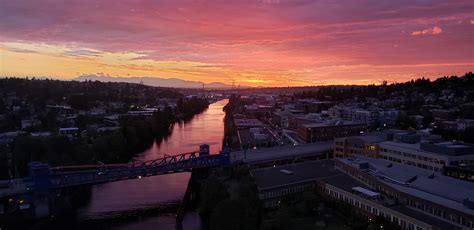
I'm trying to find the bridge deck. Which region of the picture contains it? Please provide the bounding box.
[230,141,333,164]
[0,142,333,197]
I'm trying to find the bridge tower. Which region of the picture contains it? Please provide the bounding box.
[28,162,52,218]
[199,144,210,156]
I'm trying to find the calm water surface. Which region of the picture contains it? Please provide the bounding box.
[76,99,227,230]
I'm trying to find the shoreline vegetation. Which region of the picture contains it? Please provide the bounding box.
[0,78,210,179]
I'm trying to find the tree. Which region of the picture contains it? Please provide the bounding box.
[301,191,320,215]
[199,175,229,220]
[210,198,257,230]
[395,113,417,129]
[461,127,474,143]
[275,205,292,230]
[367,216,400,230]
[421,112,433,128]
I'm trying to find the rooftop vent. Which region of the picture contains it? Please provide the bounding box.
[280,169,293,175]
[464,199,474,210]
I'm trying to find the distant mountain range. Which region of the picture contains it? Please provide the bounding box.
[74,74,233,89]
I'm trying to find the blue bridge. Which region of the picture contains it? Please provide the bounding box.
[10,145,229,194]
[0,144,230,217]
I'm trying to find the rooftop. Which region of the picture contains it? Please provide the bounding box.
[302,120,364,128]
[338,156,474,215]
[234,118,263,127]
[378,140,474,157]
[231,141,333,163]
[251,160,337,190]
[391,205,463,230]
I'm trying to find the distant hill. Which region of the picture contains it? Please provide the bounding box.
[74,74,233,89]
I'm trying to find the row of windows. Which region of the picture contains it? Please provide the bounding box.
[326,187,427,230]
[444,171,474,181]
[260,183,314,200]
[379,154,442,172]
[407,198,472,227]
[379,148,446,165]
[335,160,473,228]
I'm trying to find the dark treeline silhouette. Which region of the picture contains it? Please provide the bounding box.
[1,99,209,179]
[295,72,474,103]
[0,78,210,179]
[222,94,246,149]
[0,77,183,110]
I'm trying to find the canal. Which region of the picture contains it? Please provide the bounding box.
[73,99,227,229]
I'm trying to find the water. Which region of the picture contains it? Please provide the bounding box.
[75,99,228,230]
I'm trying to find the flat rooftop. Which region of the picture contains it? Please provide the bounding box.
[231,141,333,163]
[302,121,364,128]
[321,171,370,192]
[251,160,337,190]
[338,156,474,216]
[379,140,474,157]
[379,140,420,149]
[391,205,463,230]
[234,118,263,127]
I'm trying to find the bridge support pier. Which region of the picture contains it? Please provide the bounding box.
[29,162,52,219]
[33,195,50,218]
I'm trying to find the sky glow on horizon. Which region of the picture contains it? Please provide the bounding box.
[0,0,473,87]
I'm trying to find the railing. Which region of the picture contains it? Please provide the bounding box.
[49,152,228,188]
[0,151,230,197]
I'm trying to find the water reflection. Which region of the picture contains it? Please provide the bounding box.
[76,99,227,230]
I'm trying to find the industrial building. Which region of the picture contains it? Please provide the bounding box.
[334,131,474,176]
[251,158,472,229]
[335,156,474,229]
[297,120,366,142]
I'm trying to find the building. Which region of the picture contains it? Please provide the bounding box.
[457,119,474,130]
[299,100,334,113]
[21,119,41,130]
[334,131,474,173]
[318,169,465,230]
[353,109,379,125]
[378,109,400,126]
[251,160,338,208]
[58,127,79,137]
[334,134,387,158]
[237,128,272,150]
[272,111,292,128]
[328,105,356,121]
[335,156,474,229]
[234,118,263,130]
[328,105,399,127]
[443,164,474,182]
[252,159,471,229]
[0,131,25,144]
[297,121,366,142]
[46,105,74,116]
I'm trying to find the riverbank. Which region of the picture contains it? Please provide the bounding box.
[1,97,209,180]
[68,99,227,230]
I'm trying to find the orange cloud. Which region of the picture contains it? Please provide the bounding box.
[411,26,443,36]
[1,1,472,87]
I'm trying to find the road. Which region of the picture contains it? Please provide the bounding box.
[230,141,333,164]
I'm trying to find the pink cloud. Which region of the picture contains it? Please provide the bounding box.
[0,0,472,85]
[411,26,443,36]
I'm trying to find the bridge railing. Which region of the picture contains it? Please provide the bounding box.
[48,152,229,188]
[2,149,230,197]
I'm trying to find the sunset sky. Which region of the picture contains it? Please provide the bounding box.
[0,0,473,87]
